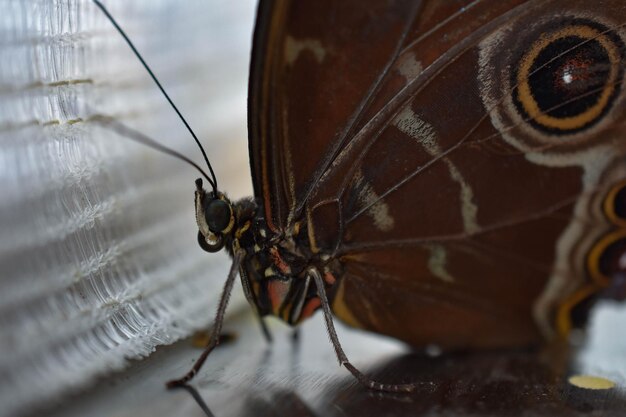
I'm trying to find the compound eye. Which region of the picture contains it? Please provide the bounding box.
[197,230,224,253]
[205,199,231,233]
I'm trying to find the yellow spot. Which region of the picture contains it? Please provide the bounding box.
[332,281,362,329]
[568,375,616,390]
[235,221,251,239]
[306,208,320,254]
[556,284,598,336]
[604,179,626,227]
[587,229,626,287]
[191,330,211,348]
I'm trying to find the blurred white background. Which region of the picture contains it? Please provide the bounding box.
[0,1,256,415]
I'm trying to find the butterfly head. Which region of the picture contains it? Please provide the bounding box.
[194,178,235,253]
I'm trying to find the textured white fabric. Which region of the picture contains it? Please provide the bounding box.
[0,1,255,415]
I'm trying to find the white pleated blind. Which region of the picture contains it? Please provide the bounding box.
[0,1,255,415]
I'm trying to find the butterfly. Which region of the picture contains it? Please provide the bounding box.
[96,0,626,393]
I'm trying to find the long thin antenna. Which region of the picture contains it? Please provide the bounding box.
[92,115,214,184]
[92,0,218,194]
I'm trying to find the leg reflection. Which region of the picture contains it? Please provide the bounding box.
[174,384,216,417]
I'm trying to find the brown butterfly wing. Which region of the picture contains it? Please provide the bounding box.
[249,0,626,349]
[248,0,427,231]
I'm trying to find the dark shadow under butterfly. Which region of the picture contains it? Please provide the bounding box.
[96,0,626,392]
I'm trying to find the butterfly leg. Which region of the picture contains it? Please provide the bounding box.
[291,327,300,344]
[256,313,273,343]
[166,250,244,388]
[176,384,217,417]
[308,267,416,393]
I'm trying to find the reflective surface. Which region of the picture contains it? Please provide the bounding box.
[39,300,626,417]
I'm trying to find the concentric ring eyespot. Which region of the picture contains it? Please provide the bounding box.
[511,19,625,134]
[604,179,626,227]
[587,230,626,286]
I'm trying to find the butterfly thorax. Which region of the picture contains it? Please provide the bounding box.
[194,179,340,325]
